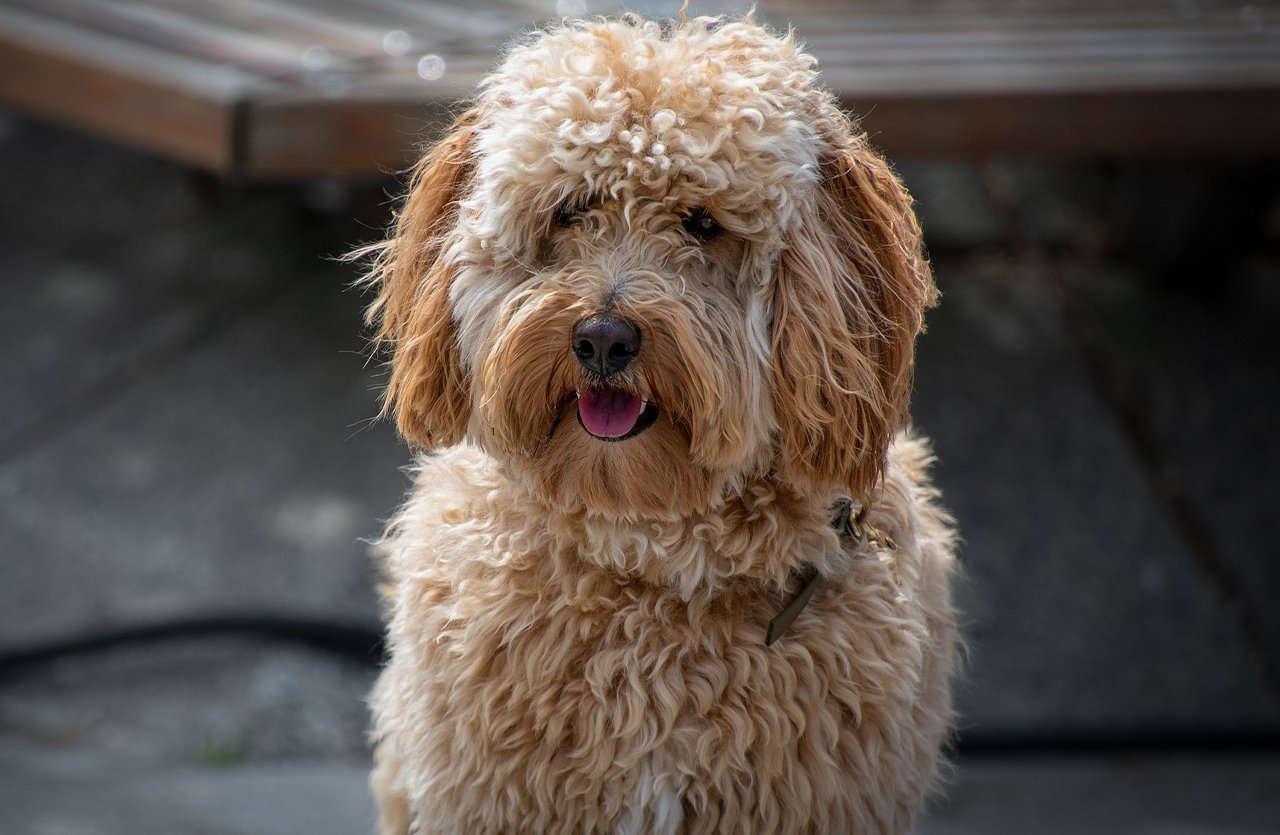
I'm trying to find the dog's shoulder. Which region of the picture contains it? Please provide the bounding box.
[816,430,956,614]
[876,430,955,553]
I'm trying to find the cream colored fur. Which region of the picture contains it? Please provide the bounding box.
[364,15,958,834]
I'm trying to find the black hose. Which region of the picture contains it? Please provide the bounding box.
[0,615,385,679]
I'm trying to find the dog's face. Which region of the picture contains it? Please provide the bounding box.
[367,17,935,518]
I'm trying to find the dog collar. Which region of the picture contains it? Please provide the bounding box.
[764,499,896,646]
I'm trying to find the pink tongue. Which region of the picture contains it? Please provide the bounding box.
[578,387,644,438]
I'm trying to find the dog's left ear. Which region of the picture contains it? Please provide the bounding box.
[771,130,937,497]
[363,108,480,448]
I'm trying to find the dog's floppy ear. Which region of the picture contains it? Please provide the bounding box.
[771,129,936,497]
[364,108,479,448]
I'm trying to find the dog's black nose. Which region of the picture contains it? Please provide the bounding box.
[572,316,640,377]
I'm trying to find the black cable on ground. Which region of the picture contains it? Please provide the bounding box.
[0,615,385,680]
[954,729,1280,756]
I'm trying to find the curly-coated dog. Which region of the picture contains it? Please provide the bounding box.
[363,14,958,835]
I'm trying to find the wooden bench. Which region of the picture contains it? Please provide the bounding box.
[1,0,1277,179]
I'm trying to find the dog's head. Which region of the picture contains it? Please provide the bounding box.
[365,16,935,518]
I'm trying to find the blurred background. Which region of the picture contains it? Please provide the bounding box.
[0,0,1277,832]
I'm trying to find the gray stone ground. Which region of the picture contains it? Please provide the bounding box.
[1,112,1277,832]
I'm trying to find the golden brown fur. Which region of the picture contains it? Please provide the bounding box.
[362,15,957,834]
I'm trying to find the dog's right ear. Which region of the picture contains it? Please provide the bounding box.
[363,108,479,448]
[770,128,935,499]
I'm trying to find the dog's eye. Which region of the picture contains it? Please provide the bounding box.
[682,209,722,242]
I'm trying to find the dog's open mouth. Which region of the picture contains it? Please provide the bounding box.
[576,386,659,441]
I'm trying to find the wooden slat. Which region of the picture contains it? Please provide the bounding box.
[241,98,450,178]
[5,0,360,77]
[0,6,248,171]
[856,89,1280,158]
[799,8,1280,96]
[820,55,1280,98]
[161,0,395,54]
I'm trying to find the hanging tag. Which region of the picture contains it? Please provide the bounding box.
[765,565,822,646]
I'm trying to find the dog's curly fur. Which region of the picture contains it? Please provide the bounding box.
[362,15,958,834]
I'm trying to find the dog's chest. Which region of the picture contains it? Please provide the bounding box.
[392,550,915,832]
[375,442,954,832]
